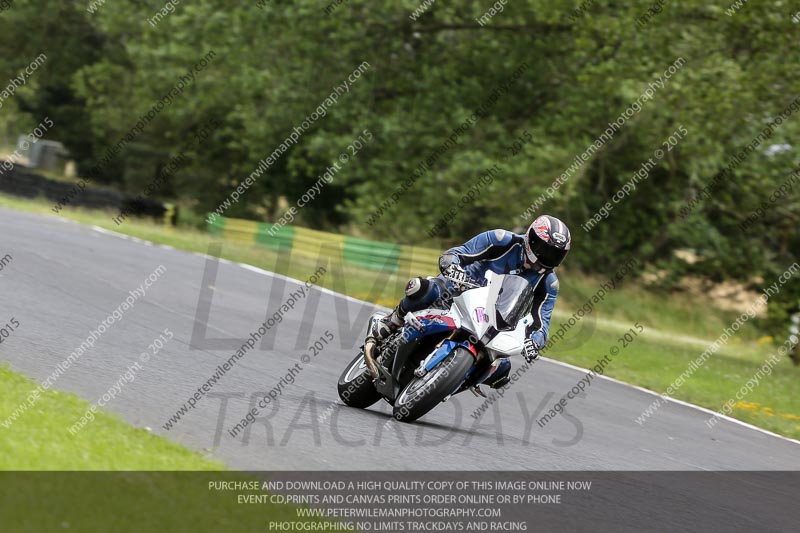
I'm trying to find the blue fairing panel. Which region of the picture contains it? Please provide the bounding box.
[423,339,460,372]
[422,339,477,373]
[401,314,457,343]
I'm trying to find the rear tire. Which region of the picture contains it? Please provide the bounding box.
[338,351,382,408]
[392,347,474,423]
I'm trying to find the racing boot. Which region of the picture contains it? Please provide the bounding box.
[371,304,405,341]
[371,277,434,342]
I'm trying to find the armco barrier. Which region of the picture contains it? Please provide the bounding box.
[208,216,441,275]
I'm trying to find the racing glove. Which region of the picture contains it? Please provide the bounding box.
[443,263,470,287]
[522,338,540,363]
[438,253,459,274]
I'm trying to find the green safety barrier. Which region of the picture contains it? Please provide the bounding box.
[206,215,441,275]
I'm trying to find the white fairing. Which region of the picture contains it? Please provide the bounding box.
[408,272,531,358]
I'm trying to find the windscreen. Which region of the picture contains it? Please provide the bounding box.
[494,275,535,331]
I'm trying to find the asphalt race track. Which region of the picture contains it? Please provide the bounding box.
[2,207,798,471]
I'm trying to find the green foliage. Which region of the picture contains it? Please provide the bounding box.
[1,0,798,338]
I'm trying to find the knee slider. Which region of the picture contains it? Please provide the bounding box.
[490,375,511,389]
[405,277,430,300]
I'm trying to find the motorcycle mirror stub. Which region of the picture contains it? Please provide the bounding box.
[484,271,503,330]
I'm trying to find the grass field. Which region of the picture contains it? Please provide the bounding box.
[1,192,798,441]
[554,327,800,436]
[0,470,312,533]
[0,364,317,530]
[0,364,222,470]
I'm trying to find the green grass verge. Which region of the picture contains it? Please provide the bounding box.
[1,471,310,533]
[0,364,223,470]
[0,365,334,530]
[550,326,800,439]
[1,192,798,440]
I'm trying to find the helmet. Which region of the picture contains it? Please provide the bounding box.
[523,215,571,271]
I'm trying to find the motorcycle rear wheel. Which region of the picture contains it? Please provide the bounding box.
[337,351,382,408]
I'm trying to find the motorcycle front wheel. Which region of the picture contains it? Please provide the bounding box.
[392,347,473,423]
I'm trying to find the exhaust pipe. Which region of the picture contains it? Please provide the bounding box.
[362,314,387,381]
[363,337,380,380]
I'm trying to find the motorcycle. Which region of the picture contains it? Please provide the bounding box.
[337,270,536,422]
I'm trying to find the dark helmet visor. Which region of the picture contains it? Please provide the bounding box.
[530,239,568,269]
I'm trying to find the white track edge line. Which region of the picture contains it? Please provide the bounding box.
[88,224,799,447]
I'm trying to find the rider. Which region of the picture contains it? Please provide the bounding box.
[371,215,571,390]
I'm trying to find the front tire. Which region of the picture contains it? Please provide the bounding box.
[392,347,474,423]
[338,351,382,408]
